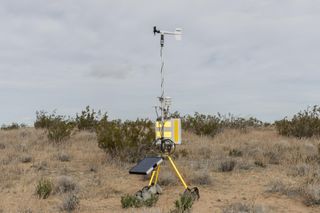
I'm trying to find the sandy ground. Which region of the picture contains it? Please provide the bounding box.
[0,128,320,212]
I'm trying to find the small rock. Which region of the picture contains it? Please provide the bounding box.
[148,186,157,195]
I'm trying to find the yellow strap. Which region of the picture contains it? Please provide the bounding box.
[168,156,188,189]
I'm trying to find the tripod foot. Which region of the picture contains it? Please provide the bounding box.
[184,187,200,201]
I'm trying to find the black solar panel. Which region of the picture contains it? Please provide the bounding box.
[129,157,163,175]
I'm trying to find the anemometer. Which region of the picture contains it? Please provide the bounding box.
[129,26,199,202]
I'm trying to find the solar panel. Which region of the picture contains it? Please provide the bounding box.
[129,157,163,175]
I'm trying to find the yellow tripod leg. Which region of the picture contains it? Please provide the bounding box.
[168,156,188,189]
[154,166,160,185]
[149,170,156,186]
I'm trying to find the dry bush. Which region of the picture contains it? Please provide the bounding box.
[190,171,213,185]
[20,154,32,163]
[57,152,71,162]
[222,202,267,213]
[218,159,236,172]
[266,180,300,197]
[288,163,310,177]
[55,176,77,194]
[229,148,243,157]
[61,193,80,212]
[303,183,320,206]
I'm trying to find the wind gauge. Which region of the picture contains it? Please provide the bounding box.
[129,26,200,202]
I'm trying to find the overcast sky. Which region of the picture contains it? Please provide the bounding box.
[1,0,320,124]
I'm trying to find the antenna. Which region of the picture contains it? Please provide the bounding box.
[153,26,182,138]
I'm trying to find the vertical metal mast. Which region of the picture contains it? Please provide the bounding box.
[160,34,165,138]
[153,26,182,138]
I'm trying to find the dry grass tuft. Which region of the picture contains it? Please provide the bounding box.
[190,171,213,185]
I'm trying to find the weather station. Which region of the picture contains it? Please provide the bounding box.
[129,26,200,201]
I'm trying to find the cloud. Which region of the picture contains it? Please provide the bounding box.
[1,0,320,124]
[90,63,133,79]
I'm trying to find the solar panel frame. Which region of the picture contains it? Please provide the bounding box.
[129,157,163,175]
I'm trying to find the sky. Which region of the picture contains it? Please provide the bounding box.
[1,0,320,125]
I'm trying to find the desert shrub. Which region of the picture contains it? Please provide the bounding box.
[266,180,287,194]
[263,151,280,165]
[219,113,264,131]
[182,113,221,137]
[275,105,320,138]
[182,113,264,137]
[34,111,75,142]
[266,180,299,197]
[20,154,32,163]
[254,160,266,168]
[55,176,77,194]
[34,111,57,129]
[75,106,107,131]
[58,152,70,162]
[171,192,194,213]
[303,183,320,206]
[222,202,258,213]
[218,159,236,172]
[47,117,74,143]
[61,193,80,212]
[121,194,142,208]
[96,118,155,162]
[36,178,53,199]
[289,163,310,177]
[229,148,243,157]
[1,123,23,130]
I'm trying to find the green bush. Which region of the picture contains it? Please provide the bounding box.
[47,117,74,143]
[96,118,155,162]
[1,123,25,130]
[275,105,320,138]
[171,192,194,213]
[75,106,107,131]
[36,178,53,199]
[120,194,158,209]
[121,194,142,208]
[34,111,58,129]
[181,112,264,137]
[182,113,222,137]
